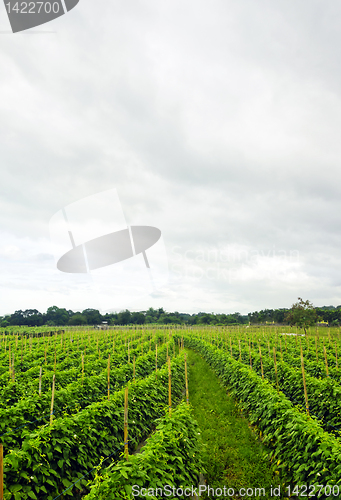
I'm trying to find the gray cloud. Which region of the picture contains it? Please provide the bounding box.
[1,0,341,314]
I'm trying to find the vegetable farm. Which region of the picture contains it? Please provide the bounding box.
[1,325,341,499]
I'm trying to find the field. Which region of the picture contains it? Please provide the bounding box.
[1,325,341,499]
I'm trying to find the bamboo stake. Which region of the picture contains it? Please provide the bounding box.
[315,336,319,363]
[238,339,242,361]
[229,337,232,356]
[50,374,56,426]
[54,346,56,373]
[21,336,23,363]
[8,342,11,380]
[323,344,329,377]
[185,353,189,405]
[335,341,338,371]
[39,366,42,396]
[107,354,110,400]
[11,353,14,382]
[155,344,157,379]
[124,387,128,459]
[133,356,135,382]
[273,347,279,392]
[300,340,309,415]
[81,353,84,385]
[168,356,172,416]
[249,339,252,370]
[259,343,264,380]
[0,443,3,500]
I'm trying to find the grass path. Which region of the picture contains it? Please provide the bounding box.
[186,349,285,499]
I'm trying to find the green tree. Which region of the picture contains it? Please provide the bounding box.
[284,297,318,334]
[45,306,70,326]
[68,313,87,326]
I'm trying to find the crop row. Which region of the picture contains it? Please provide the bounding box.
[181,334,341,497]
[2,352,186,500]
[84,401,204,500]
[0,334,166,405]
[0,339,175,452]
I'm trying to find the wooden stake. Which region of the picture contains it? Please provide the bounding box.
[8,342,11,380]
[315,336,319,363]
[133,356,135,382]
[323,344,329,377]
[300,340,309,415]
[107,354,110,400]
[0,443,3,500]
[249,339,252,370]
[259,343,264,380]
[155,344,157,379]
[50,374,56,426]
[39,366,42,396]
[168,356,172,416]
[12,353,15,382]
[124,387,128,460]
[335,341,338,371]
[81,353,84,385]
[273,347,279,392]
[185,353,189,405]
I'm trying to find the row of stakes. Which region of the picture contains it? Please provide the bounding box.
[0,341,189,500]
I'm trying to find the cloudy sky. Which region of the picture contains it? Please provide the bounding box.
[1,0,341,316]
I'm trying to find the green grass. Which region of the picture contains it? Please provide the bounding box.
[186,349,284,499]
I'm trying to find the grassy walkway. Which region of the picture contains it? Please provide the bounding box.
[186,349,284,499]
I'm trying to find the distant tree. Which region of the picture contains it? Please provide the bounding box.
[9,310,25,326]
[45,306,69,326]
[284,298,318,334]
[117,310,131,325]
[131,312,145,325]
[82,308,102,325]
[68,313,87,326]
[197,313,213,325]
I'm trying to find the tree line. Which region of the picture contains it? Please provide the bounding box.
[1,301,340,327]
[0,306,248,327]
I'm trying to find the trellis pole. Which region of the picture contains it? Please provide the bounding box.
[168,357,172,416]
[107,354,111,400]
[39,366,42,396]
[185,353,189,405]
[50,375,56,426]
[0,442,3,500]
[300,340,309,416]
[124,387,129,459]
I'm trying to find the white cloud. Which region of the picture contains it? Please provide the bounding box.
[1,0,341,315]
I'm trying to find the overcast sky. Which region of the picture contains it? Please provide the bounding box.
[1,0,341,316]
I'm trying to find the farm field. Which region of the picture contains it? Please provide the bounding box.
[1,325,341,499]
